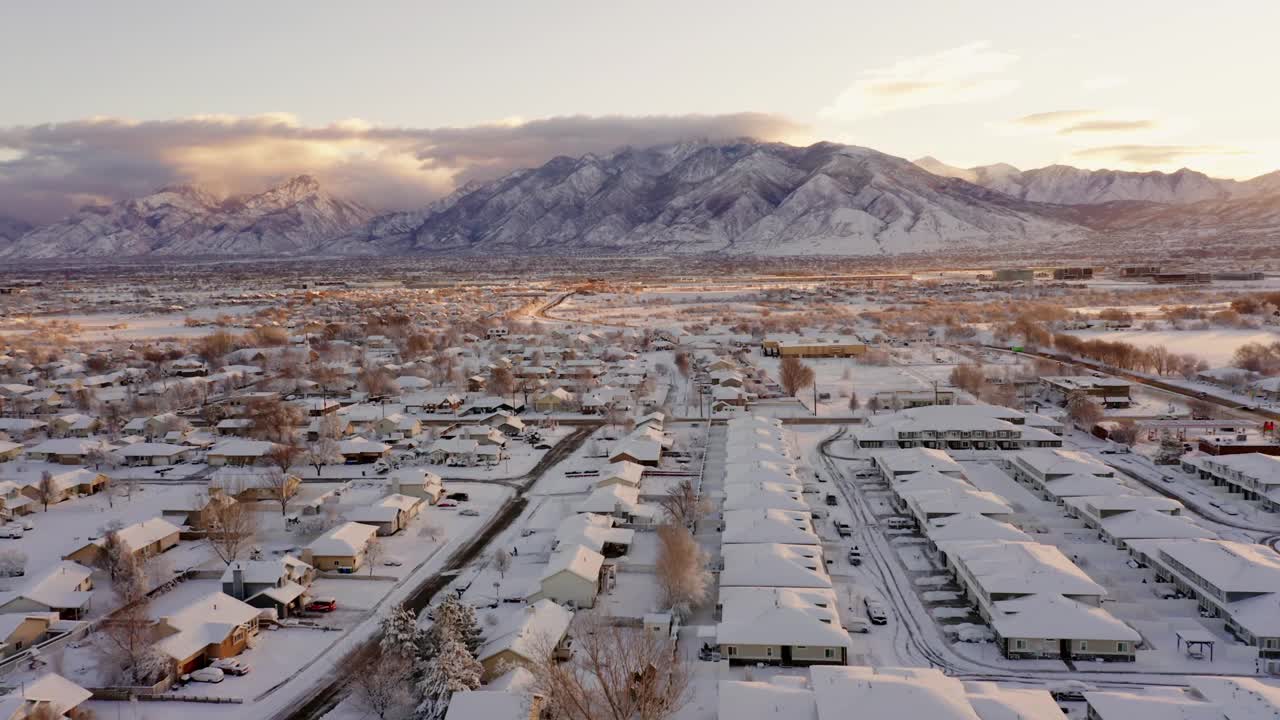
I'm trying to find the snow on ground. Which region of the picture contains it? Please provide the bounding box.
[1064,328,1280,366]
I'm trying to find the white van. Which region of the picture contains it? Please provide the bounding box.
[886,517,913,530]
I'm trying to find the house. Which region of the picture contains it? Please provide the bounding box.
[1186,453,1280,511]
[1128,538,1280,659]
[988,593,1139,661]
[444,691,543,720]
[872,389,957,409]
[119,442,191,466]
[64,517,181,567]
[0,613,61,659]
[716,587,851,666]
[162,493,238,532]
[168,357,209,377]
[50,414,99,438]
[723,481,809,512]
[428,438,480,466]
[608,439,661,467]
[387,468,445,504]
[374,413,422,441]
[0,561,94,619]
[552,513,634,558]
[719,544,832,589]
[0,468,107,505]
[215,418,255,437]
[1040,376,1132,408]
[337,437,391,463]
[722,509,820,546]
[210,468,300,503]
[306,522,378,572]
[576,484,655,524]
[0,419,47,442]
[533,388,576,413]
[221,555,314,618]
[155,592,260,673]
[348,494,423,535]
[530,544,606,609]
[22,438,112,465]
[0,672,93,720]
[477,599,572,681]
[206,439,276,467]
[594,461,644,489]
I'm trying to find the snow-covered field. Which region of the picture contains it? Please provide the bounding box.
[1064,328,1280,366]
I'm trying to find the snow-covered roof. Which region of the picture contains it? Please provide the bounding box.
[719,679,818,720]
[717,586,851,649]
[1188,677,1280,720]
[157,591,259,661]
[926,514,1033,545]
[1042,473,1127,498]
[111,517,181,554]
[810,666,983,720]
[902,487,1014,519]
[720,543,831,589]
[723,482,809,512]
[598,460,644,487]
[948,541,1105,599]
[1099,509,1215,542]
[541,544,604,584]
[220,555,311,586]
[308,521,377,557]
[989,593,1139,642]
[477,599,572,665]
[444,691,534,720]
[1146,539,1280,595]
[1083,687,1221,720]
[555,513,633,553]
[872,448,964,477]
[0,561,92,612]
[119,442,189,458]
[207,439,275,457]
[577,484,641,515]
[722,508,819,545]
[1014,449,1113,478]
[25,437,111,456]
[15,672,92,716]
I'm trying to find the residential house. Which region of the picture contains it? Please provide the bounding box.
[155,592,260,673]
[477,600,573,681]
[306,522,378,572]
[221,555,314,618]
[349,494,423,535]
[530,544,606,609]
[206,439,276,467]
[0,561,94,619]
[63,517,180,567]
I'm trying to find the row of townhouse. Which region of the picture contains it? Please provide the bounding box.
[715,415,853,667]
[872,448,1139,661]
[853,404,1064,452]
[1183,452,1280,512]
[1128,538,1280,670]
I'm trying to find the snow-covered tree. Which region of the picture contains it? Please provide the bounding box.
[380,604,423,664]
[1155,431,1185,465]
[416,638,482,720]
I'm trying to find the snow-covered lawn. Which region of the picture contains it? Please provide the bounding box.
[1064,328,1280,366]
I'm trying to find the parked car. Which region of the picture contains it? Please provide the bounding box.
[825,494,838,506]
[446,492,470,502]
[460,509,480,517]
[373,461,391,474]
[383,557,404,567]
[0,526,23,539]
[211,658,251,675]
[436,500,458,508]
[886,517,913,530]
[306,597,338,613]
[188,667,225,683]
[834,521,852,538]
[843,616,871,633]
[848,546,862,566]
[864,597,888,625]
[1219,504,1241,516]
[1161,475,1174,483]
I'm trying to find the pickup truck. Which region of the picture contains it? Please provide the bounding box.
[834,521,852,538]
[864,597,888,625]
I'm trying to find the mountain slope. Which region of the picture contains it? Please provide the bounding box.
[0,216,33,247]
[0,176,372,258]
[329,141,1086,256]
[912,157,1252,205]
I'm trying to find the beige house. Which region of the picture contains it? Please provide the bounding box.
[206,439,276,467]
[0,613,60,659]
[306,522,378,572]
[530,544,605,609]
[0,562,94,619]
[63,517,181,567]
[477,600,573,681]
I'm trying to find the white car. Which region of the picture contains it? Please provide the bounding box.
[188,667,225,683]
[1219,504,1241,516]
[211,658,251,675]
[383,557,404,567]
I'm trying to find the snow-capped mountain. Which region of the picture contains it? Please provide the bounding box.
[328,141,1085,256]
[911,156,1277,206]
[0,176,372,259]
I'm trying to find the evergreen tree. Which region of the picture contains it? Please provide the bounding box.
[415,598,483,720]
[380,604,423,665]
[1155,431,1185,465]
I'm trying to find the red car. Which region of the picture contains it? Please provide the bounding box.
[436,500,458,508]
[306,597,338,613]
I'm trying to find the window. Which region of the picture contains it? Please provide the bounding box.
[1117,642,1128,652]
[1014,640,1027,650]
[727,646,737,656]
[824,648,834,659]
[1079,641,1088,651]
[765,647,773,657]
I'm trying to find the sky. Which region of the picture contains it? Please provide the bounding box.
[1,0,1278,222]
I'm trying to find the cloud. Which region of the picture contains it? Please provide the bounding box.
[1058,119,1157,135]
[1072,144,1249,167]
[1013,109,1098,126]
[819,42,1019,121]
[0,112,804,223]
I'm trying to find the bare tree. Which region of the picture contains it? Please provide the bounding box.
[529,613,690,720]
[203,490,256,566]
[260,467,298,516]
[265,439,303,475]
[657,479,709,529]
[365,537,384,575]
[304,438,342,477]
[349,645,412,719]
[36,471,58,511]
[1106,420,1140,447]
[655,524,710,619]
[246,397,302,443]
[1067,394,1104,430]
[96,555,169,686]
[779,356,815,398]
[493,548,512,598]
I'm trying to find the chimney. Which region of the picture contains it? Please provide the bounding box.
[232,565,245,599]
